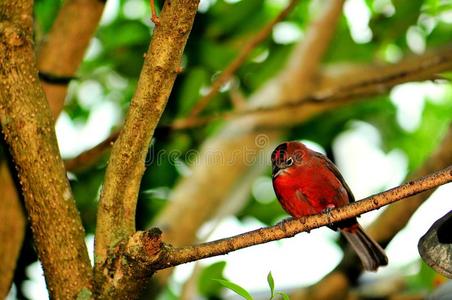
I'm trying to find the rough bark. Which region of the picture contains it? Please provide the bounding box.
[93,1,200,298]
[0,2,92,298]
[0,0,105,294]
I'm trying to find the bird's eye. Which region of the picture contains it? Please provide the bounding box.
[285,157,293,166]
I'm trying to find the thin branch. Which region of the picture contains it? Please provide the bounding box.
[189,0,300,117]
[65,130,119,172]
[60,0,352,176]
[368,123,452,242]
[173,46,452,130]
[61,46,452,174]
[93,1,200,298]
[154,0,344,266]
[0,2,93,298]
[315,48,452,99]
[130,165,452,270]
[289,124,452,300]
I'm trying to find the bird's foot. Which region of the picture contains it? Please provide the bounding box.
[322,205,336,225]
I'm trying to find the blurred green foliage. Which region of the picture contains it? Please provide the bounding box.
[6,0,451,298]
[198,261,227,298]
[406,260,442,292]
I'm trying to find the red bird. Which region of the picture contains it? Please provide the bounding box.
[271,141,387,271]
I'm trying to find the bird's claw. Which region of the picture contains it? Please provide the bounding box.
[322,205,335,225]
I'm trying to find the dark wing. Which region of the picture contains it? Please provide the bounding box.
[312,151,355,203]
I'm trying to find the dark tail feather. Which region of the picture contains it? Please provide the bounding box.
[340,224,388,271]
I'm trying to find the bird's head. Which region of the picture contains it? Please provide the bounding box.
[271,141,308,178]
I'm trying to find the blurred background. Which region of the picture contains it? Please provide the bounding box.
[3,0,452,299]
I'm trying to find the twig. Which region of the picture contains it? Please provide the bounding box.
[368,123,452,242]
[65,131,119,172]
[174,47,452,130]
[128,165,452,269]
[62,46,452,174]
[289,124,452,300]
[151,0,341,286]
[150,0,160,25]
[188,0,300,117]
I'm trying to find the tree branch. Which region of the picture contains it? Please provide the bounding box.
[0,162,25,298]
[368,123,452,243]
[151,0,343,286]
[37,0,105,117]
[61,46,452,175]
[0,2,92,298]
[290,123,452,300]
[188,0,300,117]
[131,166,452,270]
[93,0,200,297]
[65,130,119,173]
[171,46,452,130]
[0,1,105,295]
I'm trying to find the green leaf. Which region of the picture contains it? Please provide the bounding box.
[423,0,452,15]
[426,21,452,48]
[214,279,253,300]
[198,261,227,297]
[277,291,290,300]
[267,271,275,299]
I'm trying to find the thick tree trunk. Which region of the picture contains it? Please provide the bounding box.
[0,2,92,298]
